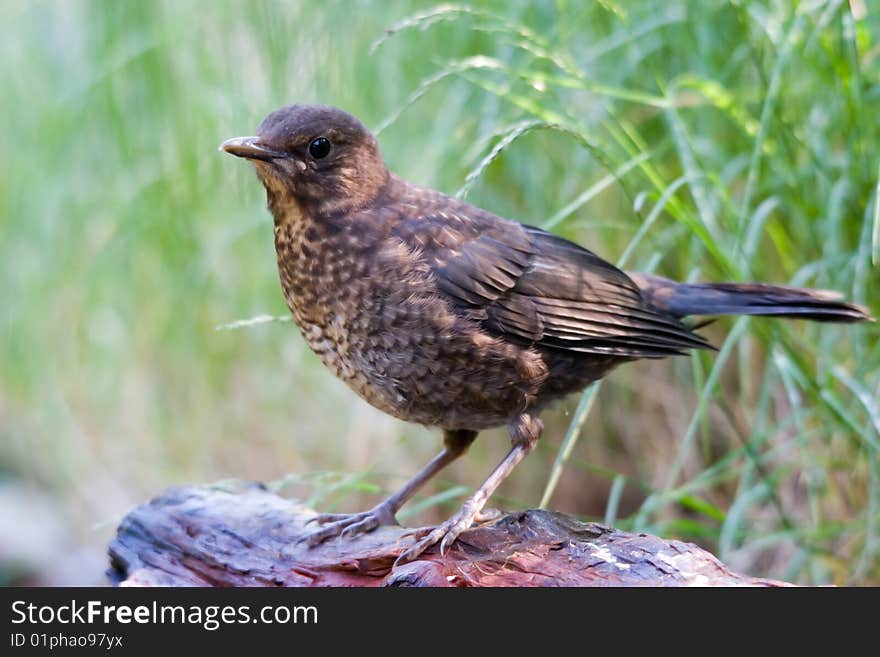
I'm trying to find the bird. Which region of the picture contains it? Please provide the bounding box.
[220,104,873,564]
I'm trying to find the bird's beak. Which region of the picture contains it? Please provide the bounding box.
[219,136,286,162]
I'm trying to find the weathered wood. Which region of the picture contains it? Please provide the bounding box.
[108,482,791,587]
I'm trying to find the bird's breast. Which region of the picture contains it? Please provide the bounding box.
[275,223,363,370]
[273,219,418,416]
[271,217,552,430]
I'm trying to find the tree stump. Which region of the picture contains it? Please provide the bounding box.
[108,481,791,587]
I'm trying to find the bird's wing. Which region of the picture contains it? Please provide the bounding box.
[393,202,710,358]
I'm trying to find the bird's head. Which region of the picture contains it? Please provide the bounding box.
[220,104,389,218]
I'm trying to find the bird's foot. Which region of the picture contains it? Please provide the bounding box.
[302,502,398,546]
[395,499,488,566]
[473,507,502,524]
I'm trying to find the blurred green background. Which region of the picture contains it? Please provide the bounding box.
[1,0,878,585]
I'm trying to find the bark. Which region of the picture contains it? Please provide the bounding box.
[108,481,790,587]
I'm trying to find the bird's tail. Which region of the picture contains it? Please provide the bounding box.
[628,273,873,323]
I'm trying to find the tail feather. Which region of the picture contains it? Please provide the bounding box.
[629,273,873,324]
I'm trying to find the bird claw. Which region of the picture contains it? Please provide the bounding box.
[473,507,502,524]
[340,514,380,539]
[301,504,397,546]
[398,524,434,542]
[394,503,482,567]
[304,512,345,527]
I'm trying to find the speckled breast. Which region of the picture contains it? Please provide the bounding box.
[273,218,548,431]
[274,220,395,411]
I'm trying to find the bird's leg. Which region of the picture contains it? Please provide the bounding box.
[303,429,477,546]
[396,413,543,565]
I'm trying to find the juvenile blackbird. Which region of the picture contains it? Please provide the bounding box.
[221,104,873,563]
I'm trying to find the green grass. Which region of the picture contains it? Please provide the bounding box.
[1,0,878,585]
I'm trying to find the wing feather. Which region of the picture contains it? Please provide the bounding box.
[392,200,711,358]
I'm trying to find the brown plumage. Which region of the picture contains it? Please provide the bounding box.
[221,104,873,563]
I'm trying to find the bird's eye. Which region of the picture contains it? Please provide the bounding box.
[308,137,331,159]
